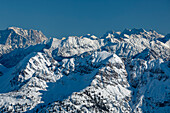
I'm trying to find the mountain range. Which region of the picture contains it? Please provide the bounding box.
[0,27,169,113]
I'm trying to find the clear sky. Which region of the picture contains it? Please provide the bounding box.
[0,0,169,38]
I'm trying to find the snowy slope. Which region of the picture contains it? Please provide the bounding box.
[0,27,169,113]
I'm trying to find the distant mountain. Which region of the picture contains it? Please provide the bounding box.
[0,27,48,67]
[0,27,47,50]
[0,27,169,113]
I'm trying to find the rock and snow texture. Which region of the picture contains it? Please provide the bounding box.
[0,27,48,67]
[0,27,169,113]
[0,27,47,54]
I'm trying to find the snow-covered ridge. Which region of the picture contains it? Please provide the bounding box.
[0,27,169,112]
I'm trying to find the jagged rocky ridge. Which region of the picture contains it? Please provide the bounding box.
[0,27,48,67]
[0,27,169,113]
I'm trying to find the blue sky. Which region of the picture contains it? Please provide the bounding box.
[0,0,169,38]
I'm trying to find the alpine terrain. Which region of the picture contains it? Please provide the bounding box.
[0,27,169,113]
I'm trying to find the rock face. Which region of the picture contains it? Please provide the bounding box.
[0,27,47,53]
[0,27,169,113]
[0,27,48,67]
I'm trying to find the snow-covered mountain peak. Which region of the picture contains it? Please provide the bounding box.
[7,27,43,36]
[7,27,27,35]
[55,35,100,57]
[0,27,48,50]
[101,28,165,45]
[0,27,48,67]
[122,28,146,35]
[83,34,98,40]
